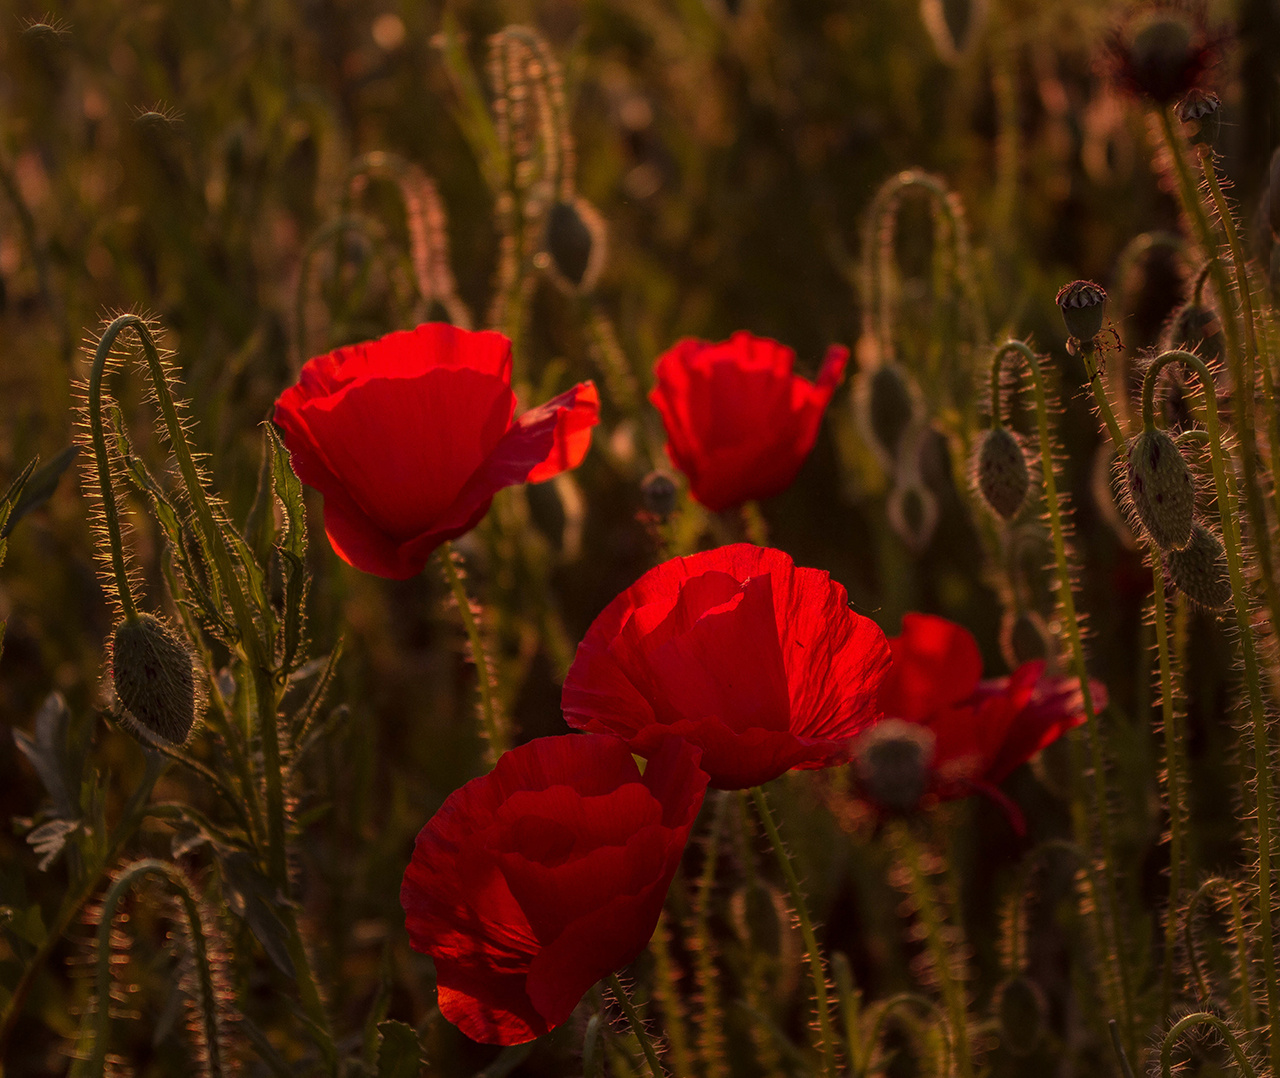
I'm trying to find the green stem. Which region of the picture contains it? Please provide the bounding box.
[692,792,729,1078]
[893,823,973,1078]
[1141,350,1278,1061]
[607,972,667,1078]
[1160,1013,1259,1078]
[990,340,1135,1054]
[438,542,506,762]
[1183,877,1258,1030]
[749,786,839,1078]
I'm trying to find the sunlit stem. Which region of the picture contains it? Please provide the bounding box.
[1183,877,1257,1030]
[1160,1013,1259,1078]
[607,972,667,1078]
[1151,558,1183,1017]
[989,340,1135,1054]
[438,542,506,762]
[892,823,973,1078]
[1142,350,1278,1060]
[749,785,839,1078]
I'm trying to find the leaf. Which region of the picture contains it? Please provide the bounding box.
[433,14,505,192]
[0,446,78,539]
[216,849,294,977]
[244,429,278,570]
[12,692,78,818]
[266,424,308,674]
[0,457,38,537]
[375,1019,423,1078]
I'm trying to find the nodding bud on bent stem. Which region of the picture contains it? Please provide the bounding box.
[975,426,1031,520]
[111,612,196,746]
[1126,427,1195,551]
[1167,522,1231,612]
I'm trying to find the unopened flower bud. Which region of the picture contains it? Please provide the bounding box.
[1167,523,1231,611]
[995,975,1046,1057]
[543,197,606,294]
[1126,428,1195,550]
[975,427,1031,520]
[855,362,917,464]
[110,613,196,746]
[888,477,938,553]
[1001,609,1052,669]
[853,719,935,814]
[1178,88,1221,145]
[1166,302,1223,366]
[1056,280,1107,348]
[640,470,678,520]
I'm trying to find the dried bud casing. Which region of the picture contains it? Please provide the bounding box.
[544,197,606,294]
[640,470,678,520]
[853,718,935,814]
[975,427,1031,520]
[1126,428,1195,550]
[1056,280,1107,346]
[111,613,196,746]
[1167,523,1231,611]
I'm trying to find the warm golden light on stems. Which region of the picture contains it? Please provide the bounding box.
[607,972,667,1078]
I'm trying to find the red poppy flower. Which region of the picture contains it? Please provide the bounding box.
[561,544,890,790]
[863,613,1104,824]
[400,733,707,1045]
[273,323,599,579]
[649,332,848,512]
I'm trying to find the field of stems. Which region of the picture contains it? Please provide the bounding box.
[2,0,1280,1075]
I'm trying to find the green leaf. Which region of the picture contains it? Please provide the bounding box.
[375,1019,423,1078]
[244,428,277,570]
[266,424,308,675]
[434,14,505,192]
[0,457,38,537]
[216,849,294,977]
[12,693,78,819]
[0,446,78,539]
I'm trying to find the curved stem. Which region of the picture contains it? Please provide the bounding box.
[990,340,1135,1053]
[1142,349,1277,1061]
[1183,877,1257,1030]
[1160,1013,1260,1078]
[607,972,667,1078]
[438,543,506,762]
[750,785,839,1078]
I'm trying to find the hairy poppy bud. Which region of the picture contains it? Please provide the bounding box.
[543,197,606,294]
[640,470,678,520]
[1126,428,1195,550]
[995,975,1046,1056]
[110,613,196,746]
[1166,302,1223,366]
[975,427,1031,520]
[852,718,935,814]
[855,363,917,464]
[1000,609,1053,669]
[1167,523,1231,610]
[1056,280,1107,349]
[1178,88,1220,146]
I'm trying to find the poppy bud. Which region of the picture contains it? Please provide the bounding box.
[1056,280,1107,349]
[1126,428,1195,550]
[975,427,1031,520]
[543,197,606,294]
[1167,522,1231,611]
[855,363,917,464]
[1166,302,1223,366]
[995,975,1046,1056]
[1178,88,1220,146]
[1000,609,1053,669]
[640,470,678,520]
[110,613,196,746]
[852,718,936,814]
[1109,10,1213,107]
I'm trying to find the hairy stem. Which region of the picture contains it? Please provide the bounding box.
[438,542,506,762]
[607,972,667,1078]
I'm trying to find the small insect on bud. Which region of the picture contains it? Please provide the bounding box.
[1126,428,1195,550]
[1001,609,1053,669]
[543,197,607,294]
[1056,280,1107,351]
[994,975,1047,1057]
[1167,522,1231,611]
[975,427,1031,520]
[1178,88,1221,146]
[852,719,936,815]
[640,470,679,521]
[855,362,918,465]
[111,613,196,747]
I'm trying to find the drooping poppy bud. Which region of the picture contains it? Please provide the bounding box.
[1167,522,1231,610]
[1126,427,1195,550]
[852,718,936,815]
[975,427,1031,520]
[854,362,918,466]
[1056,280,1107,349]
[639,470,679,521]
[110,613,196,746]
[543,197,607,294]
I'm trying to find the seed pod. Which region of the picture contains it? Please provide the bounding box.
[1126,428,1195,550]
[1056,280,1107,347]
[1000,609,1053,669]
[111,613,196,746]
[543,197,606,294]
[1167,523,1231,611]
[1178,88,1221,145]
[855,362,917,464]
[995,975,1046,1056]
[852,718,936,814]
[975,427,1031,520]
[640,470,678,521]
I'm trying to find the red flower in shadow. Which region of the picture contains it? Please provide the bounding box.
[649,332,847,512]
[562,544,890,790]
[400,734,707,1045]
[274,323,598,578]
[863,612,1103,828]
